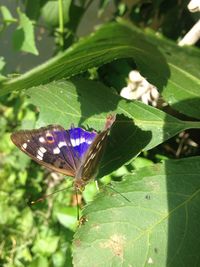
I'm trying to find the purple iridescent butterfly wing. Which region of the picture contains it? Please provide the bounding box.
[11,125,79,177]
[11,114,116,189]
[68,127,97,159]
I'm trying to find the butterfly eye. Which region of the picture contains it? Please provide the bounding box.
[46,133,54,143]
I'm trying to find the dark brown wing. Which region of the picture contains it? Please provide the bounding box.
[11,125,79,177]
[75,114,116,188]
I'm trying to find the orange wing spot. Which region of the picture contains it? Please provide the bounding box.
[46,133,54,143]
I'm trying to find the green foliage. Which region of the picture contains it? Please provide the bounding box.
[73,157,200,266]
[0,22,169,95]
[1,21,200,120]
[0,5,16,26]
[145,28,200,119]
[0,1,200,267]
[41,0,72,27]
[13,9,39,55]
[26,79,200,177]
[0,6,38,55]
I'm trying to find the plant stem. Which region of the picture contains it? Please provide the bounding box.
[184,121,200,129]
[58,0,64,48]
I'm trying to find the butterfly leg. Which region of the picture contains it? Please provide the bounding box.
[75,189,80,221]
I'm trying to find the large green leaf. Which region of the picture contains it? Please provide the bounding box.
[142,26,200,119]
[27,79,200,176]
[73,156,200,267]
[1,21,200,119]
[0,21,169,95]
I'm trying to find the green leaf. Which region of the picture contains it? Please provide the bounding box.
[16,247,32,263]
[82,182,98,203]
[0,21,169,95]
[144,27,200,119]
[52,251,69,267]
[0,132,14,153]
[131,156,154,169]
[0,5,16,25]
[73,156,200,267]
[55,206,77,231]
[13,8,39,55]
[41,0,72,27]
[28,256,48,267]
[27,79,200,176]
[32,236,59,256]
[17,208,33,236]
[0,204,19,225]
[2,20,199,118]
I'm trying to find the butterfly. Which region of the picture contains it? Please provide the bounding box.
[11,114,116,191]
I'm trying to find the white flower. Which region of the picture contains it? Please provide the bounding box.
[120,70,160,106]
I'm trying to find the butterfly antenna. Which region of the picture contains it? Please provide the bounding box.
[105,184,131,202]
[30,185,73,205]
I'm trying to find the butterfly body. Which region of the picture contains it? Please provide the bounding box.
[11,115,115,190]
